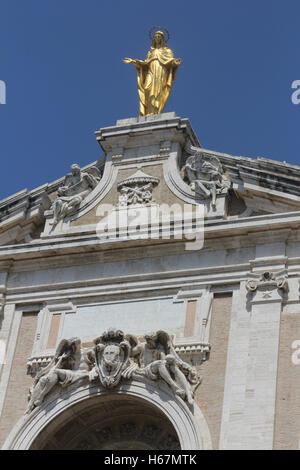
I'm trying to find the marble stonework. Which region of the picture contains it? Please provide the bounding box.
[1,113,300,450]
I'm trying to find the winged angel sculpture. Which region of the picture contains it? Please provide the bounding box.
[126,330,200,406]
[26,337,90,413]
[51,164,101,226]
[26,329,200,413]
[183,146,230,208]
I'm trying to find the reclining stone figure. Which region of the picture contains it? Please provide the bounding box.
[127,330,199,406]
[52,164,101,226]
[183,145,230,208]
[26,337,90,413]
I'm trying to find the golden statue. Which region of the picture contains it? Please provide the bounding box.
[123,27,181,116]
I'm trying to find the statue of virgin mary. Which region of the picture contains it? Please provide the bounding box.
[123,29,181,116]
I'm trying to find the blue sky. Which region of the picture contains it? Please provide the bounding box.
[0,0,299,199]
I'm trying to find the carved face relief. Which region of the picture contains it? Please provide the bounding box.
[103,344,121,370]
[91,331,131,389]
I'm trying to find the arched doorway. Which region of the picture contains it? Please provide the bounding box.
[3,379,212,450]
[30,394,180,450]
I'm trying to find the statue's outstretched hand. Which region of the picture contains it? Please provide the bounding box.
[123,58,145,68]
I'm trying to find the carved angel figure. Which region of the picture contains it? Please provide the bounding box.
[183,146,230,208]
[52,164,101,226]
[26,337,90,413]
[127,330,199,406]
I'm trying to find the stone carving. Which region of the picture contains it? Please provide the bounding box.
[117,170,159,207]
[26,337,90,413]
[74,421,180,450]
[162,434,181,450]
[128,330,199,406]
[120,422,137,438]
[183,146,230,208]
[88,329,131,388]
[52,164,101,226]
[246,270,288,296]
[27,340,209,376]
[26,329,200,413]
[142,424,159,440]
[96,427,113,443]
[75,440,93,450]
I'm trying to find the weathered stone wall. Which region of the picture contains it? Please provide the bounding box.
[274,311,300,450]
[195,292,232,449]
[0,312,36,447]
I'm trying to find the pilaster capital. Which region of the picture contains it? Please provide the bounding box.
[246,270,288,304]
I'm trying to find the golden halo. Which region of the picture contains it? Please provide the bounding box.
[148,26,170,43]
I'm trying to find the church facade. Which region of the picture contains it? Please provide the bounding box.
[0,112,300,450]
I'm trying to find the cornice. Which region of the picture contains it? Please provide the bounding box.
[95,114,200,152]
[0,210,299,262]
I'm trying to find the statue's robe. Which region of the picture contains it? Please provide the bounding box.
[135,46,180,116]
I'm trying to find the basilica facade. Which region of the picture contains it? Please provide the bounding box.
[0,112,299,450]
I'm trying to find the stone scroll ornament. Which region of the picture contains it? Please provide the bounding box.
[246,270,288,295]
[51,164,101,227]
[183,145,231,208]
[26,329,200,413]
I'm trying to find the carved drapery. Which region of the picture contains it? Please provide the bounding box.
[26,329,201,414]
[50,164,101,226]
[182,146,230,208]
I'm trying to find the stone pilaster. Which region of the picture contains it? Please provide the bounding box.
[243,274,286,449]
[220,271,287,449]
